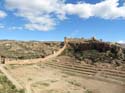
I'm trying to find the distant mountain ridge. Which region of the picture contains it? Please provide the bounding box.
[120,44,125,48]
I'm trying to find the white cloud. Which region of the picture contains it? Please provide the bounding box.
[63,3,93,18]
[63,0,125,19]
[5,0,125,31]
[118,40,125,43]
[5,0,65,31]
[24,15,56,31]
[0,10,7,18]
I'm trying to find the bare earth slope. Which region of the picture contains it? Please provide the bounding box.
[5,64,125,93]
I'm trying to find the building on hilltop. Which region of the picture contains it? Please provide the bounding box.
[64,37,86,44]
[64,36,100,44]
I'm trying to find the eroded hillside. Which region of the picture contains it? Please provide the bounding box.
[0,40,63,59]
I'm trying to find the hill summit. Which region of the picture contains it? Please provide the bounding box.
[62,37,125,68]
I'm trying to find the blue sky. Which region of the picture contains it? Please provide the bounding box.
[0,0,125,42]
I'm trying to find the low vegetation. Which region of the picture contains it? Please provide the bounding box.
[62,39,125,68]
[0,73,24,93]
[0,40,63,59]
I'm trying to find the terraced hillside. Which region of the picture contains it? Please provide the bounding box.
[5,63,125,93]
[0,40,63,59]
[46,57,125,85]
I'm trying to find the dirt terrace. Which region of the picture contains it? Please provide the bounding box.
[5,63,125,93]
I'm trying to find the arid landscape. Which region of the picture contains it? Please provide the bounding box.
[0,37,125,93]
[0,0,125,93]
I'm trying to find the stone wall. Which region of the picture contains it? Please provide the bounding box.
[64,37,86,44]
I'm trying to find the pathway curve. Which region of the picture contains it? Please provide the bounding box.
[5,44,67,65]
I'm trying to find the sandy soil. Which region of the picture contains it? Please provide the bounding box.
[5,64,125,93]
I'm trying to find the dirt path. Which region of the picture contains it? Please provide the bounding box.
[25,81,32,93]
[5,44,66,65]
[25,80,40,93]
[0,64,23,90]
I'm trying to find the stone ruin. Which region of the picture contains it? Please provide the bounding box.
[62,37,125,66]
[64,36,102,44]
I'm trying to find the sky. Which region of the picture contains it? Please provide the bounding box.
[0,0,125,42]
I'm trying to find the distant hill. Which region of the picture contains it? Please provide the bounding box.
[0,40,63,59]
[120,44,125,48]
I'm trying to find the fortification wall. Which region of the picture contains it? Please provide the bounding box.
[64,37,86,44]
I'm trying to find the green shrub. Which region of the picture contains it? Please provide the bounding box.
[0,75,24,93]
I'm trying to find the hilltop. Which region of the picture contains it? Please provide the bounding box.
[61,37,125,69]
